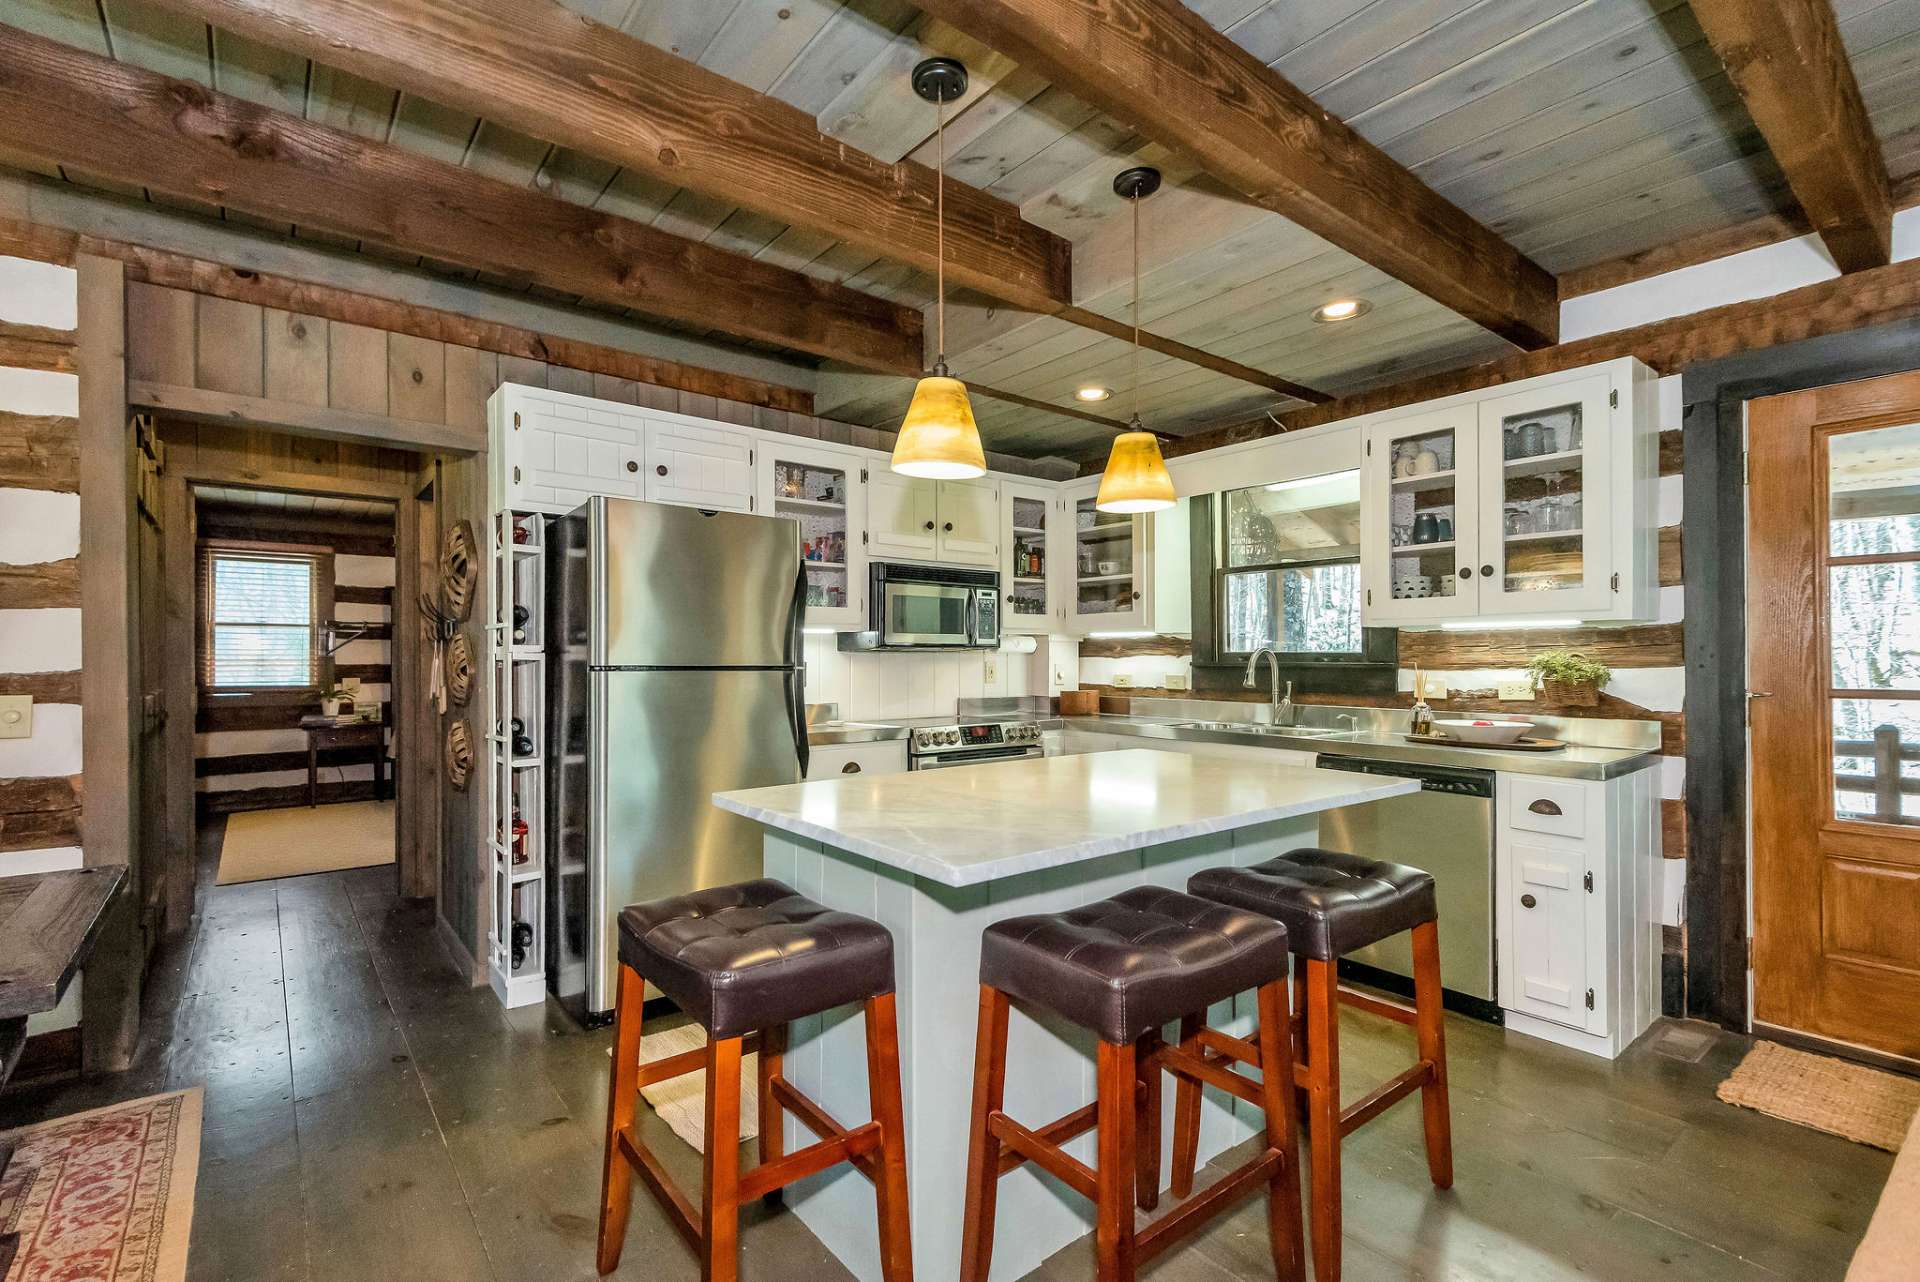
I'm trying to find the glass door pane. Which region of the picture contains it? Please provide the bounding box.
[1075,496,1138,619]
[771,456,851,615]
[1382,419,1466,612]
[1474,376,1612,615]
[1009,492,1051,623]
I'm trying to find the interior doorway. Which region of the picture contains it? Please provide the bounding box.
[1748,369,1920,1067]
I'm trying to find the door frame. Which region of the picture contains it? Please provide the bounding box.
[1681,317,1920,1032]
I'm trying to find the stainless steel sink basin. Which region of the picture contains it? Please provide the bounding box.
[1173,721,1353,739]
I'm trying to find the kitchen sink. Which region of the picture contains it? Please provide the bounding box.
[1173,721,1356,739]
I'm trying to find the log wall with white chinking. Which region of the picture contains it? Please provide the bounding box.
[0,253,84,1042]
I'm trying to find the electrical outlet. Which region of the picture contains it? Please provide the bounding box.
[1164,672,1190,691]
[1111,672,1135,688]
[0,694,31,739]
[1415,673,1448,700]
[981,655,1000,684]
[1498,680,1534,701]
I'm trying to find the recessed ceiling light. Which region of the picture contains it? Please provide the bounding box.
[1074,385,1113,402]
[1312,298,1371,323]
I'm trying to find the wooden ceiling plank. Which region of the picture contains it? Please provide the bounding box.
[145,0,1074,313]
[0,24,925,374]
[911,0,1560,349]
[1687,0,1892,272]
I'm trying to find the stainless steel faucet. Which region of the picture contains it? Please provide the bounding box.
[1243,648,1294,725]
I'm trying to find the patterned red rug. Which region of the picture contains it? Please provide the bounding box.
[0,1088,200,1281]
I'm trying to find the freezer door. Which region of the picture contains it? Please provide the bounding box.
[594,498,801,668]
[587,667,803,1014]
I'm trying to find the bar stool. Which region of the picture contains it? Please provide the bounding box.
[959,885,1306,1282]
[597,879,912,1282]
[1180,850,1452,1282]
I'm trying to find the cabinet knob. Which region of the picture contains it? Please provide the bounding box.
[1458,566,1471,579]
[656,464,669,477]
[841,762,862,774]
[1521,893,1537,909]
[944,522,954,532]
[1481,564,1495,577]
[1006,594,1015,604]
[1129,591,1141,602]
[1527,798,1562,816]
[924,520,935,531]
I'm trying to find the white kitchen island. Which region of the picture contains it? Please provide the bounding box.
[713,748,1415,1282]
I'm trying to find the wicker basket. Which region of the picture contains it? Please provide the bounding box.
[1540,677,1599,707]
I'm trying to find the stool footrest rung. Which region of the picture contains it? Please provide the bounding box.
[770,1077,880,1183]
[1337,984,1417,1026]
[1339,1060,1435,1136]
[737,1122,882,1202]
[994,1101,1098,1175]
[1136,1149,1283,1263]
[618,1125,702,1251]
[634,1031,764,1091]
[1196,1026,1260,1067]
[1159,1042,1263,1109]
[989,1111,1100,1200]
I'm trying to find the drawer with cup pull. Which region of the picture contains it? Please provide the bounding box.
[804,739,908,781]
[1504,776,1593,839]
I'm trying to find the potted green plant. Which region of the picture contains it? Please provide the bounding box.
[320,684,354,718]
[1526,650,1612,707]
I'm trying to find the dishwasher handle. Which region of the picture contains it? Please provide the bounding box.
[1313,753,1494,799]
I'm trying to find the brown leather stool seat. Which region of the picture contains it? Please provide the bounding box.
[1186,849,1436,960]
[980,885,1293,1044]
[617,878,894,1037]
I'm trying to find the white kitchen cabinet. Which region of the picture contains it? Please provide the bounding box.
[492,384,647,515]
[805,739,908,779]
[760,441,866,631]
[1001,481,1062,634]
[1495,767,1660,1059]
[1062,476,1151,634]
[865,472,1000,567]
[1361,357,1657,627]
[644,419,755,512]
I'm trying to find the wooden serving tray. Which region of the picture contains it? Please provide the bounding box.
[1402,733,1567,752]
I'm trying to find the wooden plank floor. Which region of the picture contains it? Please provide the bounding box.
[0,820,1890,1281]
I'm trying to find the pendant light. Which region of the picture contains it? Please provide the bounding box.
[892,57,986,480]
[1095,166,1176,514]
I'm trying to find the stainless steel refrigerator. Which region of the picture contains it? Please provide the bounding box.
[546,497,807,1023]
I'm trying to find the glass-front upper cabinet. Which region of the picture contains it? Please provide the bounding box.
[1064,476,1150,633]
[1001,481,1058,634]
[1473,375,1615,616]
[1360,402,1478,626]
[757,441,866,631]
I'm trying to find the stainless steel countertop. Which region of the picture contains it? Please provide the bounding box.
[805,703,911,746]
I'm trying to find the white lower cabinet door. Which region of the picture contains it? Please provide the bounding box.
[644,420,754,511]
[1502,838,1591,1028]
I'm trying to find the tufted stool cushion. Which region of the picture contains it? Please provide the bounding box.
[618,879,894,1038]
[979,885,1291,1044]
[1188,848,1436,961]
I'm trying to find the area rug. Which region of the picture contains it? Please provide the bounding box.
[634,1024,760,1154]
[215,799,396,884]
[0,1088,201,1281]
[1717,1040,1920,1152]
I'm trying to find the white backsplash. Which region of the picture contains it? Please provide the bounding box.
[804,634,1043,719]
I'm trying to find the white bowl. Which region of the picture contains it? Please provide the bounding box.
[1433,718,1532,745]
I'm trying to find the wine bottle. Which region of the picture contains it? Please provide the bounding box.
[511,919,534,969]
[512,604,530,644]
[510,716,535,758]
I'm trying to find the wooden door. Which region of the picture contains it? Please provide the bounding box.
[1750,370,1920,1063]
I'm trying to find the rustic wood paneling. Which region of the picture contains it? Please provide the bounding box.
[0,412,77,492]
[334,585,391,606]
[124,282,195,384]
[0,320,75,373]
[199,778,381,814]
[0,671,81,702]
[1398,622,1685,670]
[1077,634,1193,659]
[195,747,382,778]
[442,345,497,434]
[1663,797,1687,860]
[0,775,82,854]
[325,321,388,417]
[1659,429,1682,477]
[197,702,391,733]
[1660,525,1683,587]
[262,308,329,407]
[386,332,446,425]
[334,663,391,684]
[0,557,79,609]
[193,294,263,396]
[132,380,481,455]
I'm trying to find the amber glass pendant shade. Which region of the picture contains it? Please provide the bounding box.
[891,374,986,479]
[1095,429,1175,513]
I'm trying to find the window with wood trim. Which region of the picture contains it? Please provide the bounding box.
[197,542,334,694]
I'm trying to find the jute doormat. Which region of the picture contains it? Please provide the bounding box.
[0,1087,202,1280]
[633,1024,761,1154]
[1717,1040,1920,1152]
[216,799,396,884]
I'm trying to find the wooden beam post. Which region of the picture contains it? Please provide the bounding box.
[1688,0,1893,274]
[75,253,142,1072]
[909,0,1560,349]
[0,25,925,376]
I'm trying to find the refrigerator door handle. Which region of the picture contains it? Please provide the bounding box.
[787,561,808,777]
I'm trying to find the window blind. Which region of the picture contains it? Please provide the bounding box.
[198,547,323,689]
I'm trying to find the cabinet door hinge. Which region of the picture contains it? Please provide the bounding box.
[1366,588,1372,606]
[1583,870,1593,893]
[861,468,868,483]
[1743,451,1750,486]
[861,531,869,545]
[1608,389,1618,410]
[1365,439,1372,457]
[750,449,755,465]
[748,496,755,512]
[1584,987,1595,1011]
[1610,571,1619,593]
[512,411,521,429]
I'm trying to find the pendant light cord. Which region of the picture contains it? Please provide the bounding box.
[1130,189,1141,426]
[935,91,946,372]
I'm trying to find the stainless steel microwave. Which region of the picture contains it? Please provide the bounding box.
[837,562,1000,652]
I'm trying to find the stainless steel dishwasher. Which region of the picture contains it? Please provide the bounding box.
[1314,754,1497,1017]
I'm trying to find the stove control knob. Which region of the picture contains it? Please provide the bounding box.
[945,730,960,744]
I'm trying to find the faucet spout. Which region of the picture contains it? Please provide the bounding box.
[1243,648,1294,725]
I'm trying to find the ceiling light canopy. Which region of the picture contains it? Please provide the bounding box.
[1312,298,1371,323]
[892,58,986,481]
[1095,166,1176,515]
[1075,385,1113,403]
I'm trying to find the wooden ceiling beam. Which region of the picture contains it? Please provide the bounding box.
[0,25,927,376]
[909,0,1561,350]
[1687,0,1893,274]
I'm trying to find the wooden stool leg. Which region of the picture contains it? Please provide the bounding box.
[1410,921,1454,1190]
[1290,961,1309,1068]
[1094,1039,1138,1282]
[1303,959,1342,1282]
[1168,1012,1203,1200]
[959,986,1011,1282]
[701,1035,744,1282]
[1134,1029,1163,1212]
[597,965,646,1274]
[864,994,915,1282]
[1254,980,1306,1282]
[758,1023,787,1171]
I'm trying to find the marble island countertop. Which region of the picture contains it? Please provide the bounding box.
[714,748,1417,888]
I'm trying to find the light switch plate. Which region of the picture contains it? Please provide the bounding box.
[1498,680,1534,701]
[1111,672,1135,688]
[0,694,31,738]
